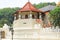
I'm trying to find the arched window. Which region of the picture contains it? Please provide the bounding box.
[1,31,5,39]
[32,15,35,19]
[25,15,28,19]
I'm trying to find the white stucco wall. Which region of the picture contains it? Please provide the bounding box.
[0,20,60,40]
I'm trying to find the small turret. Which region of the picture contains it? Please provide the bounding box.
[13,1,42,20]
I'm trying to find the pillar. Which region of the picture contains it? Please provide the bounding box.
[19,14,21,19]
[39,13,42,19]
[44,12,51,27]
[39,13,43,27]
[0,30,1,40]
[29,11,32,19]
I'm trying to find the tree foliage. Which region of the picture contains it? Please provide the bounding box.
[33,2,56,9]
[0,7,20,27]
[50,6,60,28]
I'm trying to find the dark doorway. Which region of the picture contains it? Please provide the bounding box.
[32,15,35,19]
[25,15,28,19]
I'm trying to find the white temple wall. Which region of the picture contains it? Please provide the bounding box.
[0,20,60,40]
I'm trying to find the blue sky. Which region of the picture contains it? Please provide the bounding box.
[0,0,59,8]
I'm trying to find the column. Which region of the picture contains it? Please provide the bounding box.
[45,12,50,27]
[19,14,21,19]
[29,11,32,19]
[39,13,43,28]
[39,13,42,19]
[30,14,32,19]
[0,31,1,40]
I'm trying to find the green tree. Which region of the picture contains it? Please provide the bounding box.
[50,6,60,28]
[33,2,56,9]
[0,7,20,27]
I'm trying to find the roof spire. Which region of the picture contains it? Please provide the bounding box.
[28,0,30,2]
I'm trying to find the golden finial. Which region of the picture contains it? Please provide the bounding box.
[28,0,30,2]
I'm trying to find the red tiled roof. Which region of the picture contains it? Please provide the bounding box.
[19,2,40,12]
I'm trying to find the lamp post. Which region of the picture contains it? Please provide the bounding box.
[9,27,14,40]
[0,31,1,40]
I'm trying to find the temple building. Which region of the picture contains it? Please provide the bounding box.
[0,1,60,40]
[13,1,42,40]
[39,5,55,27]
[12,1,58,40]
